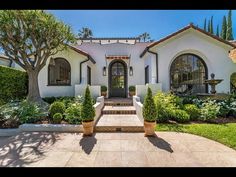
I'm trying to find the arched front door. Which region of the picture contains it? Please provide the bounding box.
[109,60,127,97]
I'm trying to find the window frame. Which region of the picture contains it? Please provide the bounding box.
[48,57,71,86]
[169,53,208,95]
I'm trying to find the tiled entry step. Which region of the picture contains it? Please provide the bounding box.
[104,98,133,106]
[102,106,136,114]
[95,115,144,132]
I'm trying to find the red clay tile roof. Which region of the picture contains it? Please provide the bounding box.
[140,24,236,57]
[106,55,130,60]
[69,45,96,64]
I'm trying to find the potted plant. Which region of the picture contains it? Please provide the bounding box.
[129,86,136,97]
[81,86,95,136]
[142,87,157,136]
[101,85,107,97]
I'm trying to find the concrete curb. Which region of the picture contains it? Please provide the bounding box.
[19,124,83,133]
[0,128,20,136]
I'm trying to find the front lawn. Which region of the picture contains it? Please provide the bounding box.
[156,123,236,150]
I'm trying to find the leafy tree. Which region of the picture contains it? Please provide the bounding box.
[226,10,234,40]
[0,10,75,103]
[221,16,227,40]
[81,86,95,122]
[216,25,219,37]
[138,32,152,42]
[204,18,207,31]
[78,27,93,38]
[142,87,157,122]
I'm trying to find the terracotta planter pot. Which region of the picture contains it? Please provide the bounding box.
[144,121,156,136]
[82,120,94,136]
[101,92,107,97]
[129,91,135,97]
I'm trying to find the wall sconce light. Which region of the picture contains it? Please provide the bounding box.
[129,66,133,76]
[103,66,106,76]
[49,57,55,66]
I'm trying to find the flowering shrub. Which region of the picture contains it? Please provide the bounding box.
[183,104,201,120]
[65,103,82,124]
[200,100,220,121]
[172,109,190,123]
[154,92,182,122]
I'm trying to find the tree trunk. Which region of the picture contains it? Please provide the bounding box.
[27,70,42,103]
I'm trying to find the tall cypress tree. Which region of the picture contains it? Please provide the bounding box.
[226,10,234,40]
[221,16,227,40]
[208,20,211,33]
[216,25,219,37]
[210,16,214,34]
[204,18,207,31]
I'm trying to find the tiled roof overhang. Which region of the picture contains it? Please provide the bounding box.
[69,45,96,64]
[106,55,130,59]
[140,23,236,58]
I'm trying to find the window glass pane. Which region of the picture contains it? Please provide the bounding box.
[49,58,70,85]
[170,54,206,95]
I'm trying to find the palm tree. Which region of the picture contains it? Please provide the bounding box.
[78,27,93,38]
[138,32,151,42]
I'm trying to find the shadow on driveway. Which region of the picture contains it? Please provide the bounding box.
[147,134,173,153]
[79,133,97,155]
[0,132,60,167]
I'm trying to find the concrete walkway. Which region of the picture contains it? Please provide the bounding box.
[0,132,236,167]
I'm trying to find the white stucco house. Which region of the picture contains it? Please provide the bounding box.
[7,24,236,98]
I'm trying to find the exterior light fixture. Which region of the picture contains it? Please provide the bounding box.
[103,66,106,76]
[49,57,55,66]
[129,66,133,76]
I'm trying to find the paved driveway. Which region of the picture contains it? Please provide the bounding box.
[0,132,236,167]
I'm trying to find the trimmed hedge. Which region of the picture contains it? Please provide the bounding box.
[0,66,28,105]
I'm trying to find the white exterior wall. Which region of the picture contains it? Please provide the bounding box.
[38,48,88,97]
[150,29,236,93]
[77,43,149,96]
[144,53,157,84]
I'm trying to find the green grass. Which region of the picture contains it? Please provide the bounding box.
[156,123,236,150]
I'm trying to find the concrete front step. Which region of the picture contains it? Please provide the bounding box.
[95,126,144,132]
[104,98,133,106]
[102,106,136,114]
[95,114,144,132]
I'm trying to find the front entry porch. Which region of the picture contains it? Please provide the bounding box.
[95,98,144,132]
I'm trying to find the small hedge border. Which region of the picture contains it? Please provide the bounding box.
[0,66,28,105]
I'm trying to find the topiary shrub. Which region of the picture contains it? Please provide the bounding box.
[0,66,28,105]
[142,87,157,122]
[101,85,107,92]
[53,113,62,124]
[172,109,190,123]
[129,86,136,92]
[65,103,82,124]
[49,101,65,117]
[81,86,95,122]
[183,104,201,120]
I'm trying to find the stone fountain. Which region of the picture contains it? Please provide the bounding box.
[204,73,223,94]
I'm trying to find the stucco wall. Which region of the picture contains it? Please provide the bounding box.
[77,43,149,96]
[150,30,236,93]
[38,48,88,98]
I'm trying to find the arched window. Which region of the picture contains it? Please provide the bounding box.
[230,73,236,93]
[48,58,71,85]
[170,54,207,95]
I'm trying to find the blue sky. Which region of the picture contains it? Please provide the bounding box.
[50,10,235,40]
